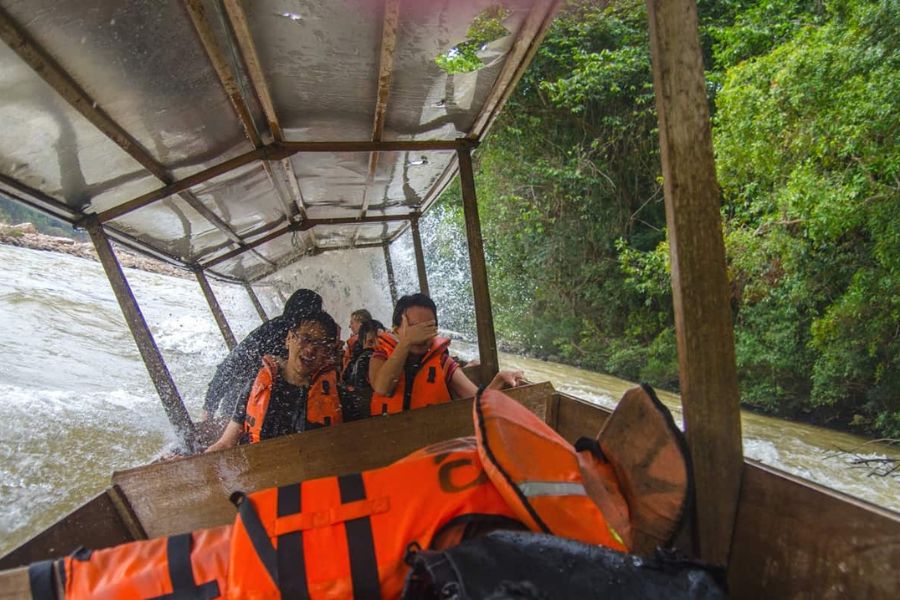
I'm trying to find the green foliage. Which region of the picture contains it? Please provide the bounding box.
[715,0,900,433]
[429,0,899,438]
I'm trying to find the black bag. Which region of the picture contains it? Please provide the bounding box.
[402,531,726,600]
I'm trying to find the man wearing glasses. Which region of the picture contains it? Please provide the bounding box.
[205,310,348,452]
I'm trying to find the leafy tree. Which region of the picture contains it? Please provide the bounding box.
[715,0,900,433]
[428,0,900,439]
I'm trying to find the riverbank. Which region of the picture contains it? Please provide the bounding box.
[0,222,188,279]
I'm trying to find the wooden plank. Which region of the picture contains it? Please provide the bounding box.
[461,364,487,387]
[0,567,31,600]
[729,461,900,599]
[112,383,554,538]
[646,0,743,564]
[410,217,430,295]
[86,218,197,451]
[0,492,134,569]
[194,269,237,350]
[458,147,499,379]
[105,484,148,541]
[552,392,611,444]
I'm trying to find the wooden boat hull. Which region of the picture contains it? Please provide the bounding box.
[1,383,897,599]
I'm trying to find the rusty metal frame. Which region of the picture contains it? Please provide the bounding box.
[194,268,237,350]
[357,0,400,232]
[248,241,388,283]
[183,0,299,225]
[458,146,499,378]
[85,216,197,451]
[243,282,268,322]
[200,213,413,269]
[0,6,280,267]
[410,216,429,296]
[383,243,398,306]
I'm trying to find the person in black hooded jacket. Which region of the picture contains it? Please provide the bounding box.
[199,289,323,427]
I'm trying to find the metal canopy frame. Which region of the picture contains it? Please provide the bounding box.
[0,0,549,282]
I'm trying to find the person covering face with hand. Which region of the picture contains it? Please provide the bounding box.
[368,294,524,416]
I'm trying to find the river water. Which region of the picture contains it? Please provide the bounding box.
[0,243,896,555]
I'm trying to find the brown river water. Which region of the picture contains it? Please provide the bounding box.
[0,244,896,557]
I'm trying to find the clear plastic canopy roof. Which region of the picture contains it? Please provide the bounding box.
[0,0,559,282]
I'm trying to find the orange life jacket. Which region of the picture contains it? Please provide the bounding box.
[244,356,342,444]
[226,437,522,599]
[35,526,231,600]
[341,335,358,373]
[369,333,451,416]
[474,388,632,552]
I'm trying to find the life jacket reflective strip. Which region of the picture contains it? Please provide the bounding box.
[226,437,522,599]
[342,335,358,373]
[56,526,231,600]
[244,357,342,444]
[369,333,451,416]
[474,388,632,552]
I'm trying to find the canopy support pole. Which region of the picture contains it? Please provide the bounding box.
[383,244,398,306]
[646,0,743,565]
[85,217,197,452]
[244,282,268,322]
[457,147,500,379]
[194,269,237,351]
[410,216,430,296]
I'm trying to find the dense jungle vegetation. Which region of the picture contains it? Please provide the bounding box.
[428,0,900,437]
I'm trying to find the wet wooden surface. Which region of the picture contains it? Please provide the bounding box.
[553,391,611,443]
[113,383,554,538]
[0,491,134,569]
[5,384,898,600]
[729,461,900,599]
[646,0,744,563]
[0,567,29,600]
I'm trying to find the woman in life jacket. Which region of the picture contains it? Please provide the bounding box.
[205,310,348,451]
[368,293,525,416]
[342,319,386,413]
[342,308,373,372]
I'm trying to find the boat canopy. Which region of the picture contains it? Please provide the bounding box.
[0,0,559,282]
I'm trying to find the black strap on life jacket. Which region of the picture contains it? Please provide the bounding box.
[338,473,381,599]
[28,559,57,600]
[276,484,310,599]
[231,492,278,588]
[402,363,417,411]
[149,533,220,600]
